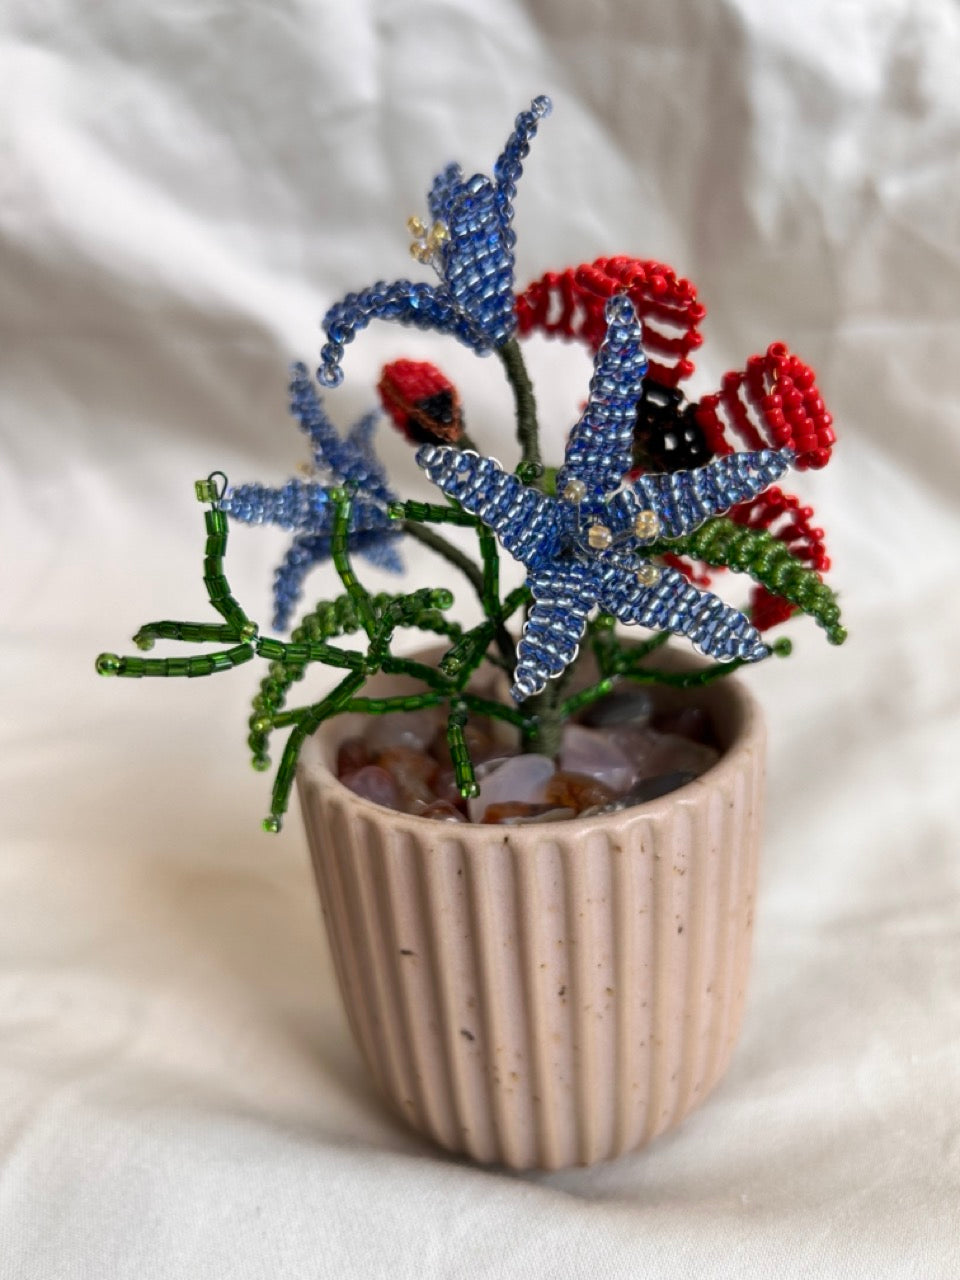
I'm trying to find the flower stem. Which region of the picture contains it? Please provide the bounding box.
[400,519,485,597]
[497,338,542,485]
[521,681,564,758]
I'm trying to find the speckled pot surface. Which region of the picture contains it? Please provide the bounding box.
[296,655,765,1171]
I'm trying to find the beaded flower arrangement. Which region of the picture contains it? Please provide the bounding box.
[97,96,845,832]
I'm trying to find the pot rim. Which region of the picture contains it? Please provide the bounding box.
[297,648,764,837]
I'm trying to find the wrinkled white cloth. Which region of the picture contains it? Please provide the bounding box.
[2,2,959,1276]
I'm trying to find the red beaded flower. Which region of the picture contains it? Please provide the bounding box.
[515,258,838,632]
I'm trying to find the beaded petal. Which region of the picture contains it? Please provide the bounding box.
[318,96,552,388]
[418,295,795,701]
[222,364,401,630]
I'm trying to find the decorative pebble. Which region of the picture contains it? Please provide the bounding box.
[582,770,698,815]
[467,753,556,823]
[544,771,616,813]
[428,718,503,769]
[559,725,635,793]
[342,702,720,824]
[340,765,402,811]
[365,708,442,754]
[650,706,717,745]
[377,746,439,810]
[580,689,653,728]
[336,736,370,776]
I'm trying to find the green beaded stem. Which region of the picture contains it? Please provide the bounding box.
[655,518,847,645]
[133,620,247,650]
[343,692,444,715]
[329,490,377,638]
[459,692,527,729]
[439,620,497,678]
[558,676,618,721]
[501,584,532,621]
[588,612,619,677]
[266,668,366,832]
[202,506,251,634]
[256,636,364,670]
[389,500,477,528]
[267,690,445,731]
[380,654,451,692]
[446,701,479,798]
[380,587,455,633]
[96,645,255,679]
[405,609,463,643]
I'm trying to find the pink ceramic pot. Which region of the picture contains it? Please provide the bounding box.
[296,656,765,1170]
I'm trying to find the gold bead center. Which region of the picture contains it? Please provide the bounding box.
[633,509,660,539]
[587,523,613,551]
[408,216,450,264]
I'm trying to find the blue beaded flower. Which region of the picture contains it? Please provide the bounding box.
[222,363,401,630]
[417,295,795,701]
[317,96,552,389]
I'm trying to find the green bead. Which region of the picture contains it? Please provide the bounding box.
[251,716,272,734]
[239,621,258,641]
[256,638,285,660]
[772,636,793,657]
[195,478,218,503]
[96,652,121,676]
[251,755,271,773]
[262,816,282,834]
[133,632,155,651]
[515,460,543,484]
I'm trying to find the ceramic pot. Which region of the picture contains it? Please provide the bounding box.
[296,654,765,1170]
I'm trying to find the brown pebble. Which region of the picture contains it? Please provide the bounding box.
[544,771,617,812]
[336,736,370,777]
[651,706,717,746]
[428,718,499,769]
[377,745,440,809]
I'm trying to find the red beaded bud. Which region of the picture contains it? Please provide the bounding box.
[378,360,464,444]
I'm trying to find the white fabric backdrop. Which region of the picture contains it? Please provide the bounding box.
[2,1,959,1276]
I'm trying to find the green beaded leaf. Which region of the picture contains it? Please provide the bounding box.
[656,517,846,645]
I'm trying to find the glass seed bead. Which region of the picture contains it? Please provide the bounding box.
[563,478,586,503]
[587,523,613,550]
[96,652,121,675]
[636,564,661,587]
[633,509,660,539]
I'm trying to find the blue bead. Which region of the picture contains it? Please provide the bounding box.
[416,291,791,700]
[224,368,402,630]
[318,97,552,387]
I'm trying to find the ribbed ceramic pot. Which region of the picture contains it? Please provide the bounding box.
[296,655,765,1171]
